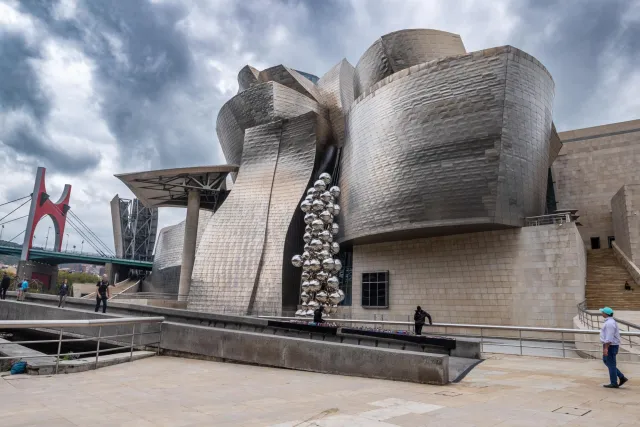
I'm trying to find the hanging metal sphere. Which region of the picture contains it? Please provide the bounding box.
[325,202,335,214]
[327,275,339,289]
[307,187,317,197]
[303,243,311,252]
[329,292,341,304]
[322,258,335,271]
[337,289,345,302]
[330,242,340,254]
[316,271,328,282]
[333,259,342,272]
[308,280,321,292]
[301,291,310,303]
[301,281,310,291]
[320,191,332,203]
[309,259,321,271]
[305,309,315,316]
[315,291,328,303]
[310,239,323,251]
[319,172,332,185]
[314,180,326,192]
[329,186,341,198]
[312,199,325,213]
[305,225,312,233]
[322,242,331,253]
[331,223,339,235]
[319,210,332,223]
[323,304,332,314]
[291,255,303,267]
[329,305,338,314]
[301,271,310,281]
[311,219,324,231]
[301,251,311,261]
[319,230,331,242]
[295,309,305,316]
[302,260,310,270]
[300,200,312,213]
[304,213,317,225]
[332,204,341,216]
[303,233,312,244]
[318,250,331,260]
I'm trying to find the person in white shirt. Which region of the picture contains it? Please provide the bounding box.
[599,307,629,388]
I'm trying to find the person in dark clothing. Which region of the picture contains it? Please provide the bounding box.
[95,275,111,313]
[624,281,633,291]
[313,306,324,324]
[58,279,69,308]
[1,273,10,300]
[414,306,432,336]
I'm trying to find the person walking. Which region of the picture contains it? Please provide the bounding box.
[58,279,69,308]
[0,272,10,300]
[414,306,432,336]
[17,278,29,301]
[94,275,110,313]
[600,307,630,388]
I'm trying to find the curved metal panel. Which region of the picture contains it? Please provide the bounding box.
[251,112,332,314]
[216,82,328,166]
[340,46,555,244]
[353,29,466,99]
[317,59,355,146]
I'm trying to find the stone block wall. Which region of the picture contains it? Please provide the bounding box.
[611,184,640,265]
[347,223,586,328]
[554,120,640,248]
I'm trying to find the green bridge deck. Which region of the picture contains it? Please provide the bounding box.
[0,245,153,269]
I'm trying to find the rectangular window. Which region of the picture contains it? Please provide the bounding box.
[591,237,601,250]
[608,236,615,249]
[361,271,389,308]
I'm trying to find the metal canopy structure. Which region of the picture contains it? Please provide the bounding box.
[115,165,239,210]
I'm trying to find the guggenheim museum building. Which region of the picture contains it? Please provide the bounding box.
[119,28,621,328]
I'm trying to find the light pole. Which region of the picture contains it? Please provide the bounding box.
[45,227,51,250]
[81,240,84,254]
[0,225,4,241]
[65,234,69,252]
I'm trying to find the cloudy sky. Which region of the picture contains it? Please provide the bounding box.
[1,0,639,255]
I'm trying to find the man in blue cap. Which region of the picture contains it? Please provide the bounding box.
[600,306,629,388]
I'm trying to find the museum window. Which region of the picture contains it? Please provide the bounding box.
[361,271,389,308]
[608,236,615,249]
[591,237,601,250]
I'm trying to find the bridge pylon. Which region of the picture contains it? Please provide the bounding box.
[21,167,72,261]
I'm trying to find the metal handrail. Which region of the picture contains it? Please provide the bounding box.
[0,317,164,374]
[0,316,164,329]
[258,315,640,336]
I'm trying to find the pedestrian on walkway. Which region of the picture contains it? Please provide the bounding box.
[414,306,432,336]
[58,279,69,308]
[18,278,28,301]
[0,272,10,300]
[95,275,110,313]
[600,307,630,388]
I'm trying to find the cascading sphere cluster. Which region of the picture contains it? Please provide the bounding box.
[291,172,344,316]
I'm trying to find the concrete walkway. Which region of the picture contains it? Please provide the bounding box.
[1,355,639,426]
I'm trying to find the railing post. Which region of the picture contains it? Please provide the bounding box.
[480,328,484,353]
[157,323,162,355]
[55,327,64,374]
[95,326,102,369]
[561,331,566,358]
[519,329,523,355]
[130,323,136,362]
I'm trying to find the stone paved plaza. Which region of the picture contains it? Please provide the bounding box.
[1,355,639,427]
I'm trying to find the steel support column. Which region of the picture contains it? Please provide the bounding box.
[178,190,200,302]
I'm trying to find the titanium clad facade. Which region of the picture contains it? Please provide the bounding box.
[340,46,555,244]
[317,59,355,147]
[353,29,466,99]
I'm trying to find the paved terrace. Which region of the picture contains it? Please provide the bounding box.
[1,354,639,427]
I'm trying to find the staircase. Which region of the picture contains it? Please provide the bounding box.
[586,249,640,310]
